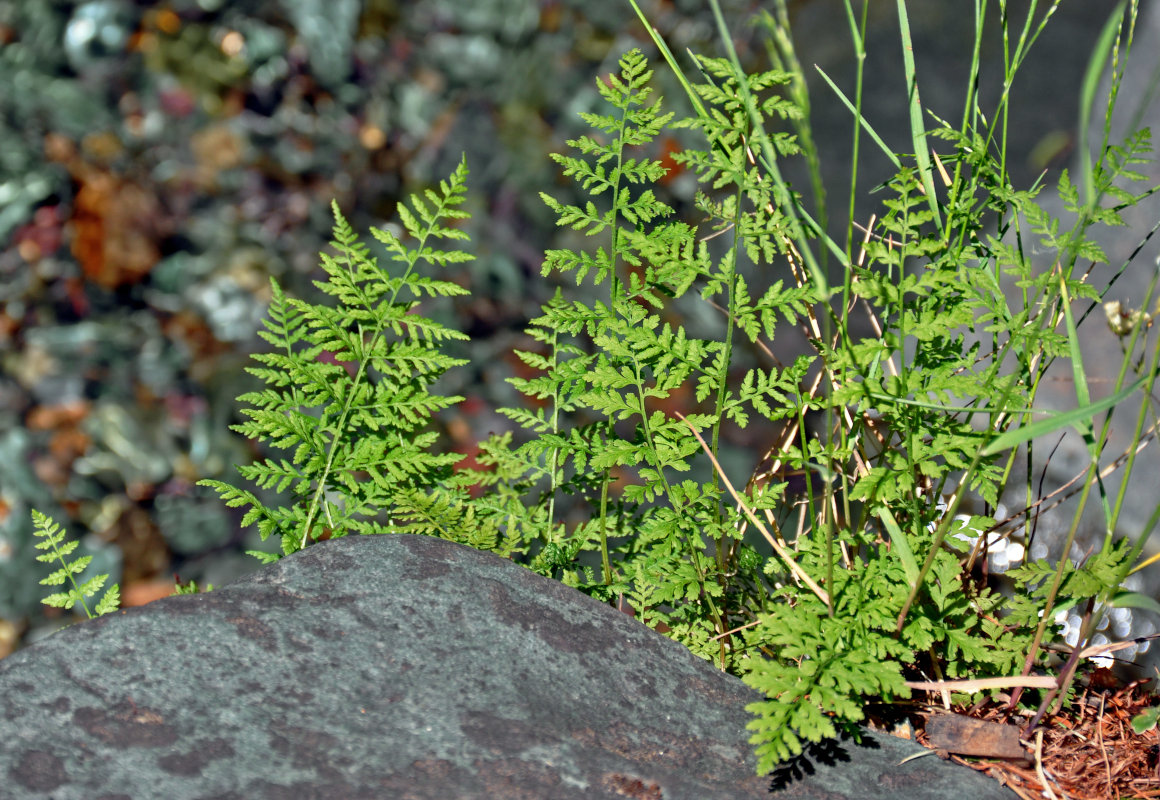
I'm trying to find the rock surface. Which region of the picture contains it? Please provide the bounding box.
[0,534,1012,799]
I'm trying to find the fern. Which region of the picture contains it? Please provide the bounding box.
[195,3,1160,777]
[199,158,477,559]
[32,510,120,619]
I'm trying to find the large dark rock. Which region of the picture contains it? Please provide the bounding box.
[0,534,1012,799]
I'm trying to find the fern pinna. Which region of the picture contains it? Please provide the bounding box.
[199,159,475,561]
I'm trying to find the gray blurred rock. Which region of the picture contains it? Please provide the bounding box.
[0,534,1012,799]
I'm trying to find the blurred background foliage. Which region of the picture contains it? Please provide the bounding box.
[0,0,1113,655]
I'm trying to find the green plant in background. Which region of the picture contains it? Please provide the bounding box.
[31,510,119,620]
[190,0,1160,774]
[172,578,215,595]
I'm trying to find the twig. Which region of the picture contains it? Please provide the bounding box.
[678,412,830,606]
[1035,729,1060,800]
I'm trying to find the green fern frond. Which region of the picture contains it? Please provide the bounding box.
[199,158,476,557]
[32,510,120,620]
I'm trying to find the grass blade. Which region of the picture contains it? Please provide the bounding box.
[815,65,902,170]
[981,376,1145,456]
[894,0,942,228]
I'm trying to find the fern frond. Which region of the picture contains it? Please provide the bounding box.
[200,158,477,557]
[32,510,120,619]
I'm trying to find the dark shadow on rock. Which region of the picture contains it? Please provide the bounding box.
[769,727,875,791]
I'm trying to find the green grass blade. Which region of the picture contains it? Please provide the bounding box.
[894,0,942,229]
[1110,590,1160,617]
[981,375,1145,456]
[876,506,919,586]
[814,66,902,170]
[1078,2,1128,206]
[625,0,706,121]
[1058,274,1091,410]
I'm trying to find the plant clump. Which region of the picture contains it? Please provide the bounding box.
[36,0,1160,782]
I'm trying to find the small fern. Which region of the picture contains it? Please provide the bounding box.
[32,510,120,619]
[173,578,215,595]
[198,157,482,560]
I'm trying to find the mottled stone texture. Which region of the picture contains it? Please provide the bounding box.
[0,534,1011,799]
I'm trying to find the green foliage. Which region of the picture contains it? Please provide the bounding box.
[198,158,483,559]
[1132,705,1160,735]
[32,510,120,619]
[173,578,215,595]
[201,1,1160,777]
